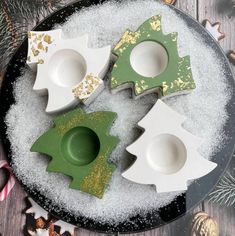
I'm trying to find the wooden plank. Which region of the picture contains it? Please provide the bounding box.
[198,0,235,56]
[0,143,27,236]
[176,0,198,19]
[198,1,235,236]
[203,156,235,236]
[203,201,235,236]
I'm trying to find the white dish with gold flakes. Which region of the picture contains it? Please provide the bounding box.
[122,99,217,193]
[27,29,111,114]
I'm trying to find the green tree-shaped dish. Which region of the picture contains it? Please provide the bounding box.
[111,15,196,97]
[31,108,119,198]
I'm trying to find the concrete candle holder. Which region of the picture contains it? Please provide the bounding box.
[31,108,120,198]
[111,15,196,99]
[27,29,111,113]
[122,100,217,193]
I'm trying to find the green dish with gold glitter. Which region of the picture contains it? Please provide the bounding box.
[31,108,120,198]
[111,15,196,98]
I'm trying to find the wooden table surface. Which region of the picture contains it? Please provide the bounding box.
[0,0,235,235]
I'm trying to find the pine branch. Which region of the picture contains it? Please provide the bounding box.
[209,168,235,207]
[0,1,24,70]
[9,0,66,23]
[0,0,68,71]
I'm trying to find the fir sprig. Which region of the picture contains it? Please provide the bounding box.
[209,167,235,207]
[0,0,68,72]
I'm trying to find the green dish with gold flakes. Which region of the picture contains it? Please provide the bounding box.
[31,108,120,198]
[111,15,196,98]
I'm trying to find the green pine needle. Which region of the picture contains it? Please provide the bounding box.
[209,168,235,207]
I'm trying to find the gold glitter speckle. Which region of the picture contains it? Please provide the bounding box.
[80,156,113,198]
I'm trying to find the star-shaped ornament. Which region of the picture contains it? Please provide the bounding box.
[229,50,235,61]
[25,197,77,236]
[28,228,54,236]
[54,221,76,235]
[204,20,225,41]
[26,198,48,219]
[161,0,177,4]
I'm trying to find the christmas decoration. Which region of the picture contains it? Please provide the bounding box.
[161,0,177,4]
[229,50,235,61]
[27,29,110,113]
[54,221,76,235]
[26,198,48,219]
[122,100,217,193]
[0,160,16,201]
[209,167,235,206]
[191,212,219,236]
[204,20,225,42]
[0,0,68,72]
[28,228,53,236]
[25,197,77,236]
[31,108,119,198]
[111,15,195,98]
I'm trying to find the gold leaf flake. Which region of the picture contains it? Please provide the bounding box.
[162,81,169,93]
[32,47,39,57]
[80,155,113,198]
[28,32,32,39]
[114,30,141,53]
[44,34,53,44]
[72,74,102,99]
[38,59,44,64]
[37,42,44,50]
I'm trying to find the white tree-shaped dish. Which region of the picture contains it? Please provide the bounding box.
[122,99,217,192]
[27,29,111,113]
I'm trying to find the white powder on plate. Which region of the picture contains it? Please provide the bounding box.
[5,0,232,223]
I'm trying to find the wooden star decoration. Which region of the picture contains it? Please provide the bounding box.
[204,20,225,41]
[161,0,177,4]
[229,50,235,61]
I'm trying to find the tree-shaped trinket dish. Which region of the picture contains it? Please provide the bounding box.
[111,15,196,98]
[27,29,111,113]
[122,100,217,192]
[31,108,120,198]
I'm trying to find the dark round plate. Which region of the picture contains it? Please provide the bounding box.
[0,0,235,234]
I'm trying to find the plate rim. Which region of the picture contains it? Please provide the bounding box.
[0,0,235,234]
